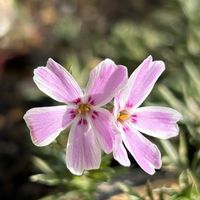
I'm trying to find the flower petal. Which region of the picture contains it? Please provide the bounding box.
[122,123,162,175]
[113,133,130,167]
[86,59,128,106]
[66,117,101,175]
[89,108,114,154]
[23,106,75,146]
[115,56,165,110]
[130,106,182,139]
[33,58,83,104]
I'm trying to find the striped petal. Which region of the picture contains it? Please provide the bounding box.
[130,106,182,139]
[122,123,162,175]
[113,133,130,167]
[86,59,128,106]
[23,106,75,146]
[115,56,165,111]
[89,108,114,154]
[33,58,83,104]
[66,117,101,175]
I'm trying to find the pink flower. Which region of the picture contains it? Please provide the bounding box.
[112,56,182,175]
[24,58,127,175]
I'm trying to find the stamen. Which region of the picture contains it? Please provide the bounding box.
[77,104,90,114]
[117,111,130,122]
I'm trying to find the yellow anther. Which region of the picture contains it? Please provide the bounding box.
[117,111,130,122]
[77,104,90,114]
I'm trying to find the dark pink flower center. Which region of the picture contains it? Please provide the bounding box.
[91,110,98,120]
[131,114,137,123]
[78,118,88,125]
[88,96,95,105]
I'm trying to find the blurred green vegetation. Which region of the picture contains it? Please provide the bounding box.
[1,0,200,199]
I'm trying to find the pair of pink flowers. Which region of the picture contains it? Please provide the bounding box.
[24,56,181,175]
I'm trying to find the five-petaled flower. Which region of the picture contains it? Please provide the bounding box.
[112,55,182,175]
[23,58,127,175]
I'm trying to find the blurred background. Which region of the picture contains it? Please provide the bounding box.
[1,0,200,199]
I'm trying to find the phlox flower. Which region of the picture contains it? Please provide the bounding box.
[24,58,127,175]
[112,55,182,175]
